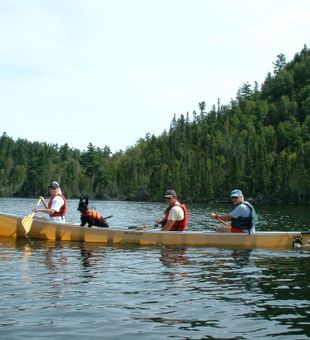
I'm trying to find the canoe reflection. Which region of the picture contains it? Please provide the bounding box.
[231,249,252,267]
[159,247,188,267]
[80,247,94,268]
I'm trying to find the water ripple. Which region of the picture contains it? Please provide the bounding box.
[0,199,310,339]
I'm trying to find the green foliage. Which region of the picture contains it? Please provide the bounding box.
[0,46,309,203]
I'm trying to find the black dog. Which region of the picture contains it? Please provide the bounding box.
[77,196,109,228]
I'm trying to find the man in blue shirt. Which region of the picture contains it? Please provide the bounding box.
[210,189,257,233]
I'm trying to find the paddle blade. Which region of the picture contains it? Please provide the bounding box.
[21,198,42,235]
[21,212,35,234]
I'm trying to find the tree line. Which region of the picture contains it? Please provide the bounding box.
[1,46,309,203]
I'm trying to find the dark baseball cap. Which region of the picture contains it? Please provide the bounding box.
[164,189,177,198]
[48,181,60,189]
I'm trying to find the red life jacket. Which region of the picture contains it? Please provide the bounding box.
[164,202,188,231]
[231,227,244,233]
[81,209,102,221]
[48,194,67,217]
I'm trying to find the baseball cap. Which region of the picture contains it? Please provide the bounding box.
[164,189,177,198]
[230,189,243,198]
[49,181,60,189]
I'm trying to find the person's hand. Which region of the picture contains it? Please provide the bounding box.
[39,196,45,201]
[210,213,217,219]
[33,208,39,213]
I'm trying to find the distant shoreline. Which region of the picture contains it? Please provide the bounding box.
[4,196,309,206]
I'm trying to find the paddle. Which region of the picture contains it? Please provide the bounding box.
[215,216,231,228]
[21,198,41,235]
[128,224,155,230]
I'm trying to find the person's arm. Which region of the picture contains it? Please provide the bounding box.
[33,196,51,214]
[39,196,48,208]
[34,196,63,215]
[210,213,232,222]
[33,207,54,215]
[161,220,175,231]
[154,218,165,226]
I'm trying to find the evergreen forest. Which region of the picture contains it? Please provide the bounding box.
[1,46,309,203]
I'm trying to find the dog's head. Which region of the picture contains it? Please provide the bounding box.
[77,196,89,213]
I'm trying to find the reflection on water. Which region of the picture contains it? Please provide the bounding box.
[0,198,310,339]
[159,247,189,267]
[80,247,95,268]
[1,238,309,339]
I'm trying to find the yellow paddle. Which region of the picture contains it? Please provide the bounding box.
[215,216,231,228]
[128,225,150,230]
[21,198,41,235]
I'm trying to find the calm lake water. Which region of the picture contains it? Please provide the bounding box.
[0,198,309,339]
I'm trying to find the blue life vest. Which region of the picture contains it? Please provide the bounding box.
[231,201,253,232]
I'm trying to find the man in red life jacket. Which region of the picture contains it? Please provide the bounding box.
[155,189,188,231]
[33,181,67,223]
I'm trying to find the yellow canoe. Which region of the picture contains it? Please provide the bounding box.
[0,212,309,249]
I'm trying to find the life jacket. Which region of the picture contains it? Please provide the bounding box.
[164,202,188,231]
[231,201,253,233]
[81,209,102,221]
[48,194,67,217]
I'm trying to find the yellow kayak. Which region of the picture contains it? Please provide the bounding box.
[0,212,309,249]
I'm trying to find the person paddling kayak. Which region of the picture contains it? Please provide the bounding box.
[210,189,257,233]
[155,189,188,231]
[33,181,67,223]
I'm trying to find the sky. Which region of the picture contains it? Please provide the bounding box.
[0,0,309,153]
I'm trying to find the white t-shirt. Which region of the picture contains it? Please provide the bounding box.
[50,196,65,223]
[168,202,184,221]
